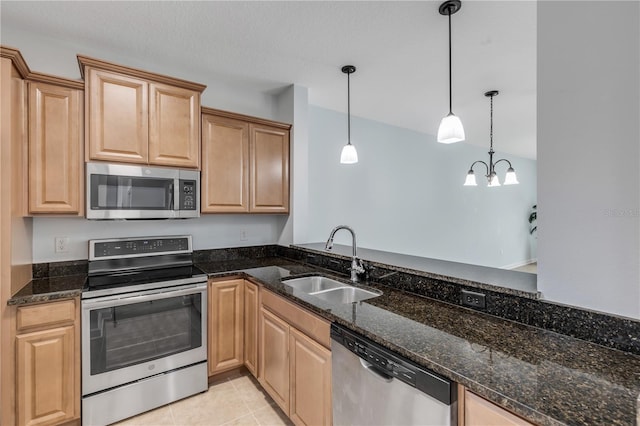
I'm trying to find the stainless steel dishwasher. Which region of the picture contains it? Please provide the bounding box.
[331,324,457,426]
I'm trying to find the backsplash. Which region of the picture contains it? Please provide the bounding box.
[31,244,640,355]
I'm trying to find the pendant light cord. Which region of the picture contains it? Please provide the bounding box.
[489,93,494,151]
[347,70,351,145]
[448,9,453,114]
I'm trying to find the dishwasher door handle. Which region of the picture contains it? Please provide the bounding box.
[360,358,394,382]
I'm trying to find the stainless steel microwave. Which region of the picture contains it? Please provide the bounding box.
[86,162,200,219]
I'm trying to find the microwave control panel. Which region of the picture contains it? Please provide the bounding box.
[179,179,197,210]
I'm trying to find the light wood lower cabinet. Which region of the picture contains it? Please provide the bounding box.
[208,279,245,375]
[259,289,332,426]
[243,280,260,377]
[208,278,260,378]
[259,307,291,413]
[289,327,332,426]
[14,298,80,426]
[461,387,534,426]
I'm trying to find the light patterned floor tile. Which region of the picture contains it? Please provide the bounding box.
[170,380,251,426]
[229,375,275,412]
[251,404,293,426]
[219,413,260,426]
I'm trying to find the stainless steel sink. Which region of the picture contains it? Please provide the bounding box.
[283,276,347,293]
[309,287,381,304]
[282,276,382,304]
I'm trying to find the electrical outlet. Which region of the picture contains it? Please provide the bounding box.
[461,289,486,309]
[55,237,69,253]
[240,229,248,242]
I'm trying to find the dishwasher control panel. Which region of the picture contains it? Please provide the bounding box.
[330,323,454,405]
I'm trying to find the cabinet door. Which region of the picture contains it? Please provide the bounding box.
[289,327,332,426]
[208,279,244,376]
[201,114,249,212]
[244,280,260,377]
[249,124,289,213]
[465,390,533,426]
[16,326,76,426]
[259,307,290,415]
[86,68,148,163]
[148,83,200,168]
[28,82,83,214]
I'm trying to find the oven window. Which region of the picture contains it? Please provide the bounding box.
[89,293,202,375]
[90,175,174,210]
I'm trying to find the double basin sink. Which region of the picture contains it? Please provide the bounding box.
[282,276,381,304]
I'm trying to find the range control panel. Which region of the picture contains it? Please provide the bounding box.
[91,236,191,259]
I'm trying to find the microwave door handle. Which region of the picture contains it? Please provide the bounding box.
[168,182,174,210]
[174,179,180,212]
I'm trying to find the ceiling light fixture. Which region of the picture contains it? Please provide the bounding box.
[464,90,519,187]
[340,65,358,164]
[437,0,465,144]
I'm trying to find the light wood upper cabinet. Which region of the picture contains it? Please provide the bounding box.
[86,68,148,164]
[79,55,205,168]
[201,114,249,212]
[244,280,260,377]
[208,279,244,376]
[201,108,290,214]
[15,298,80,426]
[250,124,290,213]
[149,82,200,168]
[28,81,83,215]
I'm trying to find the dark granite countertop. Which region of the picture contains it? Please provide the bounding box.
[295,243,539,298]
[8,275,86,305]
[200,258,640,426]
[9,255,640,425]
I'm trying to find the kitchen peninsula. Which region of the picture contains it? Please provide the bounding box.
[8,244,640,426]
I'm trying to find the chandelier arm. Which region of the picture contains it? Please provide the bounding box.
[469,160,489,177]
[493,158,513,170]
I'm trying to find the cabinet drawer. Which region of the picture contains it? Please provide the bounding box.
[17,299,76,332]
[262,290,330,349]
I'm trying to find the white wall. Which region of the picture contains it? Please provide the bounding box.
[537,1,640,319]
[307,106,537,269]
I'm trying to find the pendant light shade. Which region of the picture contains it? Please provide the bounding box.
[464,90,520,188]
[340,144,358,164]
[437,0,464,144]
[463,169,477,186]
[340,65,358,164]
[504,167,519,185]
[438,113,465,144]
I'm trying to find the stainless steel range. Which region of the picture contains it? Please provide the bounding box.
[81,235,208,426]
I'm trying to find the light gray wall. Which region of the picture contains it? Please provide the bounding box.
[307,106,537,269]
[33,216,285,263]
[537,1,640,319]
[2,25,289,263]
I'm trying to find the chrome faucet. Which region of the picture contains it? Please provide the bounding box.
[325,225,365,282]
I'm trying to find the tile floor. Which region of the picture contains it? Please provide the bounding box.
[114,371,293,426]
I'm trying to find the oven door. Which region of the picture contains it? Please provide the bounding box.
[81,282,207,396]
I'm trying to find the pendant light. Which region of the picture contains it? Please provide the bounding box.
[464,90,519,187]
[437,0,465,144]
[340,65,358,164]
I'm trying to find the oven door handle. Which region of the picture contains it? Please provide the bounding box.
[82,283,207,309]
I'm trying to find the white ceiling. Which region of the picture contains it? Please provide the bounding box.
[1,1,537,159]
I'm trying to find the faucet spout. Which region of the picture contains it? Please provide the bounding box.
[325,225,365,282]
